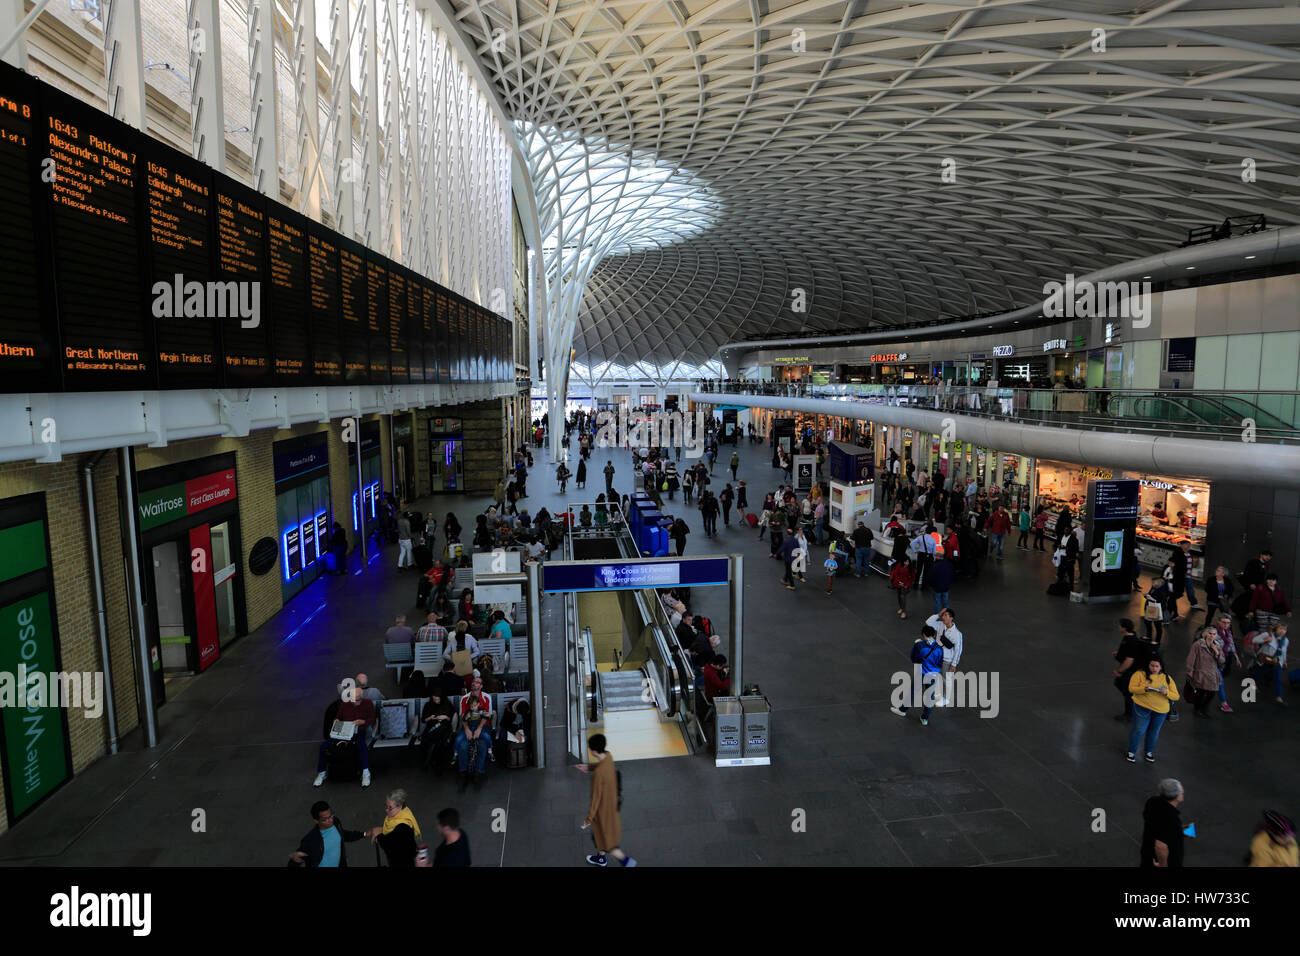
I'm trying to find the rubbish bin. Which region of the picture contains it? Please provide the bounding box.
[740,695,771,762]
[714,697,742,761]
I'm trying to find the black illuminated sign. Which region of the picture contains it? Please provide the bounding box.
[0,60,507,394]
[269,211,309,381]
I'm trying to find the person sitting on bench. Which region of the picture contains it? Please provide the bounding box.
[455,677,495,788]
[314,683,374,789]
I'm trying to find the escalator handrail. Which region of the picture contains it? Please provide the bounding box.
[582,626,600,724]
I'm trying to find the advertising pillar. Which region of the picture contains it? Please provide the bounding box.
[1082,479,1140,603]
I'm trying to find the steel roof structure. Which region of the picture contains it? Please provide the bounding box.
[445,0,1300,381]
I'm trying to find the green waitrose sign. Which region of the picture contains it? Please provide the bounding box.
[0,591,68,818]
[137,482,187,532]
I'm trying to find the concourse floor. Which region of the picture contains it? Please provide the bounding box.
[0,436,1293,867]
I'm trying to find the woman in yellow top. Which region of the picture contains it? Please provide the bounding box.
[1127,658,1180,764]
[1249,811,1298,867]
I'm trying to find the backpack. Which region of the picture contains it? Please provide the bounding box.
[379,701,409,739]
[696,616,714,638]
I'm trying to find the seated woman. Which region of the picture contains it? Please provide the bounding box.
[497,698,531,752]
[457,588,476,625]
[579,504,593,528]
[418,689,455,771]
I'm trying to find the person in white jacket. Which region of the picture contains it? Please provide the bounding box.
[925,607,964,706]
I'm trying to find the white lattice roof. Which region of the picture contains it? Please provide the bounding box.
[446,0,1300,366]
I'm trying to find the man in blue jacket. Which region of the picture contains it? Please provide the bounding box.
[891,625,944,725]
[289,802,366,867]
[929,557,956,616]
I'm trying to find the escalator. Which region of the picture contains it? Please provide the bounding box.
[564,502,703,761]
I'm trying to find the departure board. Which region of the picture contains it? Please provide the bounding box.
[471,306,483,382]
[365,257,389,383]
[0,60,511,394]
[435,290,450,382]
[0,69,52,390]
[216,183,270,384]
[269,210,309,381]
[45,92,151,390]
[339,242,368,382]
[403,269,422,383]
[460,303,475,385]
[387,267,408,382]
[308,230,342,381]
[421,281,438,384]
[147,152,219,388]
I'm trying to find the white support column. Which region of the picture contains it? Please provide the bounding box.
[247,0,279,197]
[103,0,146,129]
[357,0,381,247]
[187,0,226,172]
[380,0,402,261]
[291,0,321,219]
[414,15,433,278]
[400,0,420,269]
[329,0,355,236]
[0,0,31,69]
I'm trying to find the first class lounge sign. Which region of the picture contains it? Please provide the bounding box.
[138,469,238,532]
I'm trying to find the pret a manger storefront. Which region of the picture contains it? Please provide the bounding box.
[1034,459,1210,579]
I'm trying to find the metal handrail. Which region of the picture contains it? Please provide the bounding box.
[581,626,600,724]
[697,383,1300,442]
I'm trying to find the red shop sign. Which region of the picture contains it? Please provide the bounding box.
[184,469,238,515]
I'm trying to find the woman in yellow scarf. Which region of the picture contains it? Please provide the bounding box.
[366,789,422,867]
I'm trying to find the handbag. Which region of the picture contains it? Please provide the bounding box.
[451,648,473,676]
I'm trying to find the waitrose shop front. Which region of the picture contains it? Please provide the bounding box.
[134,453,246,696]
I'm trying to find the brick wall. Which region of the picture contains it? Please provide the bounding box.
[0,453,141,835]
[457,399,509,494]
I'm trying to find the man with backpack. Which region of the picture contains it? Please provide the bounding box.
[891,624,944,725]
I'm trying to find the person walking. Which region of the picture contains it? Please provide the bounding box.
[603,460,616,499]
[1247,811,1298,867]
[1016,504,1031,550]
[1111,618,1152,721]
[889,556,914,619]
[729,450,740,481]
[891,624,944,725]
[433,807,472,867]
[823,550,839,595]
[556,461,571,494]
[792,527,810,583]
[1212,612,1242,713]
[397,512,414,569]
[1031,506,1048,551]
[1185,627,1225,718]
[736,480,748,513]
[1203,566,1234,620]
[576,457,587,490]
[682,467,695,505]
[1140,779,1186,868]
[700,490,719,537]
[851,521,874,577]
[767,506,786,558]
[987,505,1011,560]
[929,555,955,617]
[719,483,735,529]
[578,734,636,867]
[669,517,690,557]
[1126,657,1180,764]
[778,529,798,591]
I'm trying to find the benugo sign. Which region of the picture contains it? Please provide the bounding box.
[138,469,238,532]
